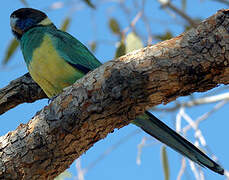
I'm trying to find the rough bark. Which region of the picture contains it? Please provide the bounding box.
[0,73,47,115]
[1,9,229,180]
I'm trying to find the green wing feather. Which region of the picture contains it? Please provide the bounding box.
[47,28,102,72]
[134,112,224,175]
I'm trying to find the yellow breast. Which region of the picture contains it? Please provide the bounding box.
[28,35,79,98]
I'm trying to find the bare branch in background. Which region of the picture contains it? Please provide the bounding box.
[177,158,186,180]
[183,100,228,133]
[136,137,147,165]
[76,159,85,180]
[152,92,229,112]
[158,0,197,27]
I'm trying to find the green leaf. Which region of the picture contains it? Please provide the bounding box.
[115,41,126,58]
[60,17,71,32]
[109,18,121,35]
[161,146,170,180]
[20,0,29,6]
[155,31,173,41]
[89,41,97,52]
[126,32,143,53]
[82,0,95,9]
[181,0,186,12]
[54,170,72,180]
[2,38,19,65]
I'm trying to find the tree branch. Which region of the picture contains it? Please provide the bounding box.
[1,9,229,179]
[161,1,198,27]
[0,73,46,115]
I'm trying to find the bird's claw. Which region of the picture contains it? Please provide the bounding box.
[48,95,58,104]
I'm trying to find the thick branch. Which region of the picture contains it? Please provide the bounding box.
[0,73,46,115]
[1,9,229,180]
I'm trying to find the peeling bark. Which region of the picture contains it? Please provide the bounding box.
[1,9,229,180]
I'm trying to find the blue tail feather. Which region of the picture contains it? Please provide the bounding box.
[133,111,224,175]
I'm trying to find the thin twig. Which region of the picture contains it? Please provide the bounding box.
[158,1,197,27]
[152,92,229,112]
[122,11,143,36]
[85,129,141,172]
[76,158,85,180]
[183,100,228,132]
[177,158,186,180]
[189,161,200,180]
[179,108,207,148]
[136,136,147,165]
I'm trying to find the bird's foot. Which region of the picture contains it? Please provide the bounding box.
[48,95,58,104]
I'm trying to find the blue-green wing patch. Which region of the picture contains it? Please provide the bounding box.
[68,62,91,74]
[47,29,102,72]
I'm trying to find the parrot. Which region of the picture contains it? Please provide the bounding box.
[10,8,224,175]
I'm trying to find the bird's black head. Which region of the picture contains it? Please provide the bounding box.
[10,8,53,40]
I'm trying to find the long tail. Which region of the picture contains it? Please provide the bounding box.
[133,111,224,175]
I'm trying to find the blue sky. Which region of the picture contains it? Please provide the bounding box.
[0,0,229,180]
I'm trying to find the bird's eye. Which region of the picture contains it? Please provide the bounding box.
[11,14,16,18]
